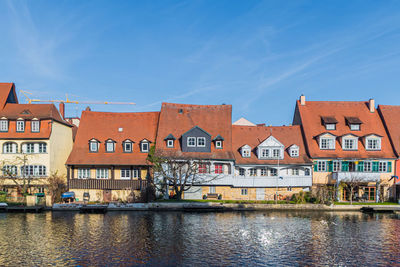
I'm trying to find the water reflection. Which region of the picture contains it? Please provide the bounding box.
[0,211,399,266]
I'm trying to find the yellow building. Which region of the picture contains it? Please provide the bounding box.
[0,83,74,197]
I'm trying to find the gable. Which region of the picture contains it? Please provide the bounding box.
[182,126,211,138]
[258,135,284,148]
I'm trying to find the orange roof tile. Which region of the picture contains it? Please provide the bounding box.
[155,103,234,160]
[0,83,18,109]
[378,105,400,157]
[66,111,159,165]
[232,125,312,165]
[295,100,396,159]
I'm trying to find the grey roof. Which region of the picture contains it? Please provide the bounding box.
[212,135,224,141]
[164,134,176,140]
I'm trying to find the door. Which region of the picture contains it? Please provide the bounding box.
[256,188,265,200]
[103,189,112,202]
[364,187,375,201]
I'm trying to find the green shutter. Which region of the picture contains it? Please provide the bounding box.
[328,161,333,172]
[357,161,364,172]
[341,161,349,172]
[388,161,392,172]
[372,161,379,172]
[314,161,318,172]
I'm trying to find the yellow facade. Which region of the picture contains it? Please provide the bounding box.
[72,189,142,202]
[72,167,148,179]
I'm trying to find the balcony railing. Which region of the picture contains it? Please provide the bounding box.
[332,172,381,182]
[69,179,146,190]
[192,175,312,187]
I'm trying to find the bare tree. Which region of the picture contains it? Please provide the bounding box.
[0,154,46,195]
[342,174,364,205]
[147,146,221,200]
[46,172,67,204]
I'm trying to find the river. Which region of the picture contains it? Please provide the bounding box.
[0,211,399,266]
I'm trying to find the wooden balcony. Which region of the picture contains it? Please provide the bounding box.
[69,179,146,190]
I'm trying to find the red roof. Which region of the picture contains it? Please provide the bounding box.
[155,103,234,160]
[0,83,18,109]
[378,105,400,157]
[295,100,396,159]
[232,125,312,165]
[66,111,160,165]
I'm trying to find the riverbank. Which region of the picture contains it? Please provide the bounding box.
[51,202,400,212]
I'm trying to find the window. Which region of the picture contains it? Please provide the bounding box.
[317,161,327,172]
[16,120,25,132]
[3,142,17,154]
[198,164,208,174]
[261,149,269,158]
[292,168,299,176]
[123,142,132,152]
[325,124,335,130]
[96,168,108,179]
[273,149,280,158]
[2,165,17,176]
[379,162,387,172]
[270,168,277,176]
[260,169,267,176]
[242,149,251,158]
[214,163,223,174]
[364,161,372,172]
[90,141,99,152]
[0,120,8,132]
[241,188,248,195]
[187,137,196,147]
[215,140,222,149]
[249,168,257,176]
[333,161,340,172]
[305,168,310,176]
[21,165,46,177]
[121,169,131,179]
[290,149,299,157]
[26,143,34,153]
[343,139,356,150]
[197,137,206,147]
[366,138,381,150]
[239,168,245,176]
[350,124,360,131]
[31,120,40,132]
[132,168,140,178]
[106,141,115,152]
[320,138,335,149]
[209,186,216,194]
[38,143,47,153]
[167,140,174,148]
[78,168,90,179]
[141,142,149,152]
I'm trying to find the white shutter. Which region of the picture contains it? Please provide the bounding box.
[21,144,27,153]
[34,143,39,153]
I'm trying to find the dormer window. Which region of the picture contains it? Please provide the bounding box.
[0,119,8,132]
[288,145,299,157]
[350,124,360,131]
[365,135,381,150]
[31,120,40,132]
[241,145,251,158]
[272,149,280,158]
[167,140,174,148]
[197,137,206,147]
[89,139,99,152]
[187,137,196,147]
[342,134,358,150]
[215,141,222,149]
[321,116,338,130]
[346,117,362,131]
[123,140,133,152]
[140,139,150,152]
[105,139,115,152]
[164,134,176,148]
[16,119,25,132]
[212,135,224,149]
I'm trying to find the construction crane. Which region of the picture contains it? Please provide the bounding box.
[19,90,136,105]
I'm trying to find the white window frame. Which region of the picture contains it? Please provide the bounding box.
[317,161,327,172]
[96,168,109,179]
[106,141,115,152]
[366,138,381,150]
[325,124,335,130]
[242,149,251,158]
[3,142,17,154]
[31,120,40,132]
[292,168,299,176]
[260,169,267,176]
[239,168,245,176]
[3,165,17,176]
[241,188,248,195]
[249,168,257,176]
[187,137,196,147]
[350,124,360,131]
[364,161,372,172]
[78,168,90,179]
[121,168,131,179]
[167,139,174,148]
[123,142,132,152]
[209,186,216,194]
[273,149,280,159]
[270,168,277,176]
[290,149,299,157]
[215,140,222,149]
[197,137,206,147]
[332,161,340,172]
[141,142,149,152]
[38,143,47,153]
[26,143,35,154]
[320,137,335,150]
[343,138,357,150]
[16,120,25,132]
[0,120,8,132]
[261,148,269,158]
[132,168,140,178]
[21,165,46,177]
[90,141,99,152]
[379,162,387,172]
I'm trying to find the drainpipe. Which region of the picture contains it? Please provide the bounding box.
[376,181,380,203]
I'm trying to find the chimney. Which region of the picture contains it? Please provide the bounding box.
[85,106,91,111]
[369,98,375,113]
[300,94,306,106]
[59,102,65,119]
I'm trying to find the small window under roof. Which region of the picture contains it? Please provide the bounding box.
[345,117,363,124]
[321,116,338,124]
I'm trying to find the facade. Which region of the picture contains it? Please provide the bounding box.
[155,103,236,200]
[230,125,313,200]
[66,110,159,202]
[0,83,74,196]
[293,95,396,202]
[377,105,400,201]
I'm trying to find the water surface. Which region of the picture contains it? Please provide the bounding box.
[0,211,399,266]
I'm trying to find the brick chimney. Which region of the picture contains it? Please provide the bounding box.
[85,106,91,111]
[59,102,65,119]
[300,94,306,106]
[369,98,375,113]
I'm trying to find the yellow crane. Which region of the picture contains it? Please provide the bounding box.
[19,90,136,105]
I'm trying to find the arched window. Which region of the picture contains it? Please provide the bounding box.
[3,142,17,154]
[21,165,46,177]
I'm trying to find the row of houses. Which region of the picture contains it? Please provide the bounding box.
[1,82,400,202]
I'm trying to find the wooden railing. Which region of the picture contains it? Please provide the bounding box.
[69,179,146,190]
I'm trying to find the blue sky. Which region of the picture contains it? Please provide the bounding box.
[1,0,400,125]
